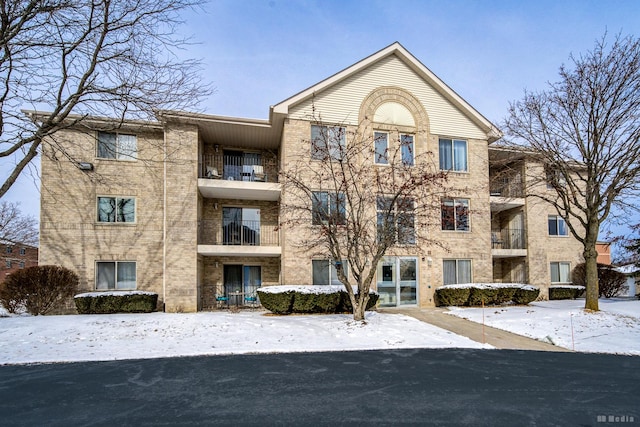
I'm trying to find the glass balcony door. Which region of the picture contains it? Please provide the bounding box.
[222,207,261,245]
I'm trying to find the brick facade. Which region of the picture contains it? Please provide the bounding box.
[39,43,585,312]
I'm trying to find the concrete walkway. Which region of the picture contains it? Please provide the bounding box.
[379,307,570,352]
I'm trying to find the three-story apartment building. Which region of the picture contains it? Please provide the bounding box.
[38,43,583,312]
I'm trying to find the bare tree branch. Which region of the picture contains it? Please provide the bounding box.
[502,32,640,311]
[0,0,213,198]
[0,200,38,245]
[281,110,454,321]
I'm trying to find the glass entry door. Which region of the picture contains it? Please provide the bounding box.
[376,257,418,307]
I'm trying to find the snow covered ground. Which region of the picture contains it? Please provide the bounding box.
[2,298,638,365]
[448,298,640,355]
[0,310,489,365]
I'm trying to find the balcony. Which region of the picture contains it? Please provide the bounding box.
[490,178,525,213]
[491,228,527,258]
[198,153,280,201]
[197,220,281,257]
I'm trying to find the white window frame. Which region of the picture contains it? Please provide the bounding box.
[374,131,389,165]
[312,191,346,225]
[400,133,414,166]
[376,196,416,245]
[441,198,470,232]
[438,138,468,172]
[311,125,346,160]
[312,259,348,286]
[95,261,137,290]
[97,131,137,161]
[97,196,136,223]
[443,259,472,285]
[550,261,571,283]
[548,215,568,236]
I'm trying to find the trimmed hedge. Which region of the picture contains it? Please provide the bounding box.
[549,286,584,300]
[435,284,540,307]
[512,287,540,305]
[339,291,379,312]
[495,286,520,304]
[257,286,378,315]
[255,289,296,314]
[468,287,499,306]
[292,291,342,314]
[75,291,158,314]
[435,287,470,306]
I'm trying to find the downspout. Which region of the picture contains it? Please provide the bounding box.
[162,129,167,311]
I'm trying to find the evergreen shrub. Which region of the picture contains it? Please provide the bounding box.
[434,287,470,306]
[74,291,158,314]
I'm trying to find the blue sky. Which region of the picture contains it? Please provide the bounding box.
[3,0,640,247]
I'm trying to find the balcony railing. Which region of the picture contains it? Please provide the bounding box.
[490,178,524,198]
[199,154,277,183]
[198,220,279,246]
[491,228,526,250]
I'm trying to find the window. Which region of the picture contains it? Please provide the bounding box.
[19,248,25,255]
[546,167,566,189]
[97,197,135,223]
[550,262,571,283]
[97,132,137,160]
[441,198,470,231]
[401,134,414,166]
[19,261,24,269]
[439,138,467,172]
[6,246,12,254]
[312,260,348,286]
[5,260,11,269]
[443,259,472,285]
[312,191,346,225]
[548,215,567,236]
[96,261,136,290]
[377,196,415,245]
[311,125,345,160]
[374,131,388,164]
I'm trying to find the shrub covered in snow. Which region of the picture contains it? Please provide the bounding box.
[74,291,158,314]
[257,285,378,315]
[512,286,540,305]
[434,287,470,306]
[549,285,585,300]
[436,283,539,307]
[0,265,79,315]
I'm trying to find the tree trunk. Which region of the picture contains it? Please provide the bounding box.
[583,222,600,311]
[353,302,366,321]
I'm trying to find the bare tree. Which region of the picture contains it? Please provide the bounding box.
[281,116,450,321]
[0,201,38,245]
[0,0,212,198]
[502,33,640,311]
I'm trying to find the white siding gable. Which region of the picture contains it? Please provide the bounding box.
[288,54,486,140]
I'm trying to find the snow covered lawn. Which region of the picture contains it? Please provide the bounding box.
[0,310,489,365]
[447,298,640,355]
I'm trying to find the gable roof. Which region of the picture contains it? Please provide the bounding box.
[272,42,502,142]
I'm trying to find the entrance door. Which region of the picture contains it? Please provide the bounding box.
[376,257,418,307]
[223,265,243,305]
[224,265,262,305]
